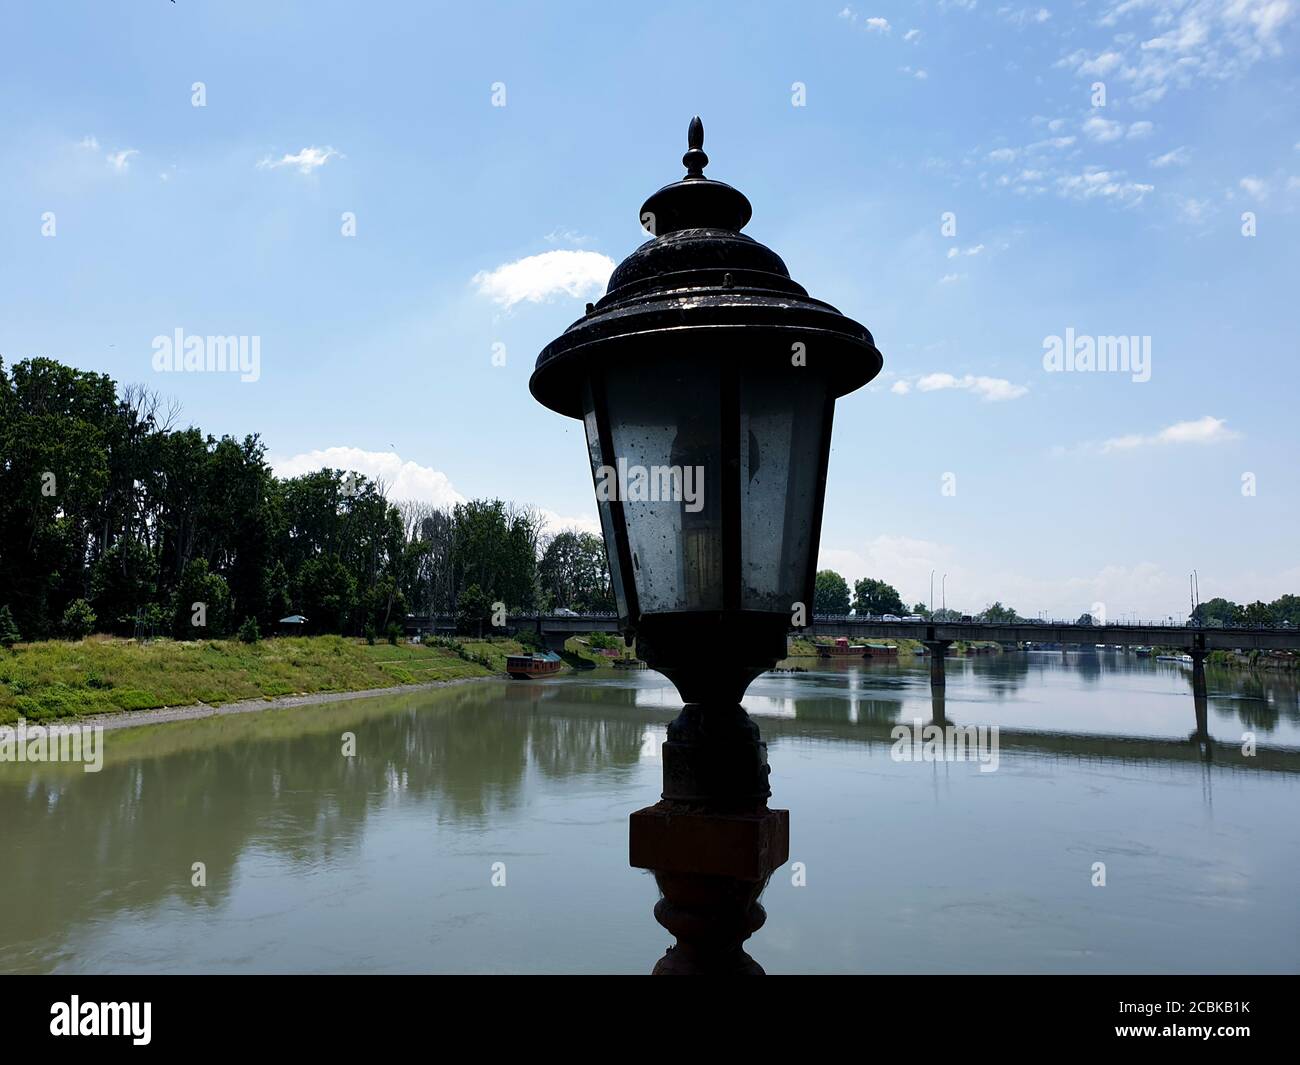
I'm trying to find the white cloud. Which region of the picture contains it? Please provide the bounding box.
[106,148,138,172]
[939,272,964,283]
[904,28,922,41]
[537,509,602,537]
[472,249,615,310]
[1100,415,1241,453]
[1057,167,1153,205]
[1083,116,1125,143]
[1177,195,1212,222]
[866,16,891,32]
[891,380,912,394]
[1060,49,1125,76]
[257,146,341,174]
[271,447,467,506]
[78,135,100,151]
[1070,1,1297,102]
[1126,120,1154,139]
[999,6,1051,26]
[1239,175,1268,200]
[1151,146,1190,167]
[1026,135,1076,151]
[915,372,1029,401]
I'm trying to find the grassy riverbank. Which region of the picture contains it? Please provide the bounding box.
[0,635,496,725]
[0,631,645,726]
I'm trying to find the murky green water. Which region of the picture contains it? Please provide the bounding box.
[2,652,1297,973]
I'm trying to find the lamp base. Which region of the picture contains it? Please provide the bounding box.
[630,803,790,976]
[635,610,790,704]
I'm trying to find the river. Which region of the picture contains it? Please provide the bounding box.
[2,651,1297,973]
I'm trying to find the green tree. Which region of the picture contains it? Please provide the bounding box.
[172,559,232,638]
[1193,597,1241,626]
[0,604,21,647]
[980,602,1021,623]
[814,570,851,615]
[539,530,612,611]
[852,577,904,616]
[61,598,97,640]
[1242,600,1275,626]
[1268,594,1300,627]
[457,583,493,637]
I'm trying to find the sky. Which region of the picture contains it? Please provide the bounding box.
[1,0,1297,621]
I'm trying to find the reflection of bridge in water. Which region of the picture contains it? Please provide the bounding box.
[514,679,1300,774]
[400,616,1294,764]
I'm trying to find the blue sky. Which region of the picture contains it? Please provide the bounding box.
[2,0,1297,619]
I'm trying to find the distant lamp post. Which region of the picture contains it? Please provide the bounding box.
[531,117,882,973]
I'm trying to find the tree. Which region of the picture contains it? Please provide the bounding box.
[852,577,903,616]
[1076,612,1095,626]
[0,604,21,647]
[1269,594,1300,627]
[61,599,97,640]
[980,602,1020,623]
[911,602,931,619]
[1193,597,1240,627]
[172,559,232,638]
[295,556,356,635]
[814,570,851,615]
[539,530,612,611]
[457,583,493,637]
[1242,600,1275,626]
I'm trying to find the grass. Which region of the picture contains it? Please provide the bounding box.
[0,635,495,725]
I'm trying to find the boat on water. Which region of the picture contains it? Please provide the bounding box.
[819,637,867,658]
[506,651,563,679]
[864,642,898,657]
[1134,646,1153,656]
[1155,653,1193,664]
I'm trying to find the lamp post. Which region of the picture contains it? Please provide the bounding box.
[530,117,882,973]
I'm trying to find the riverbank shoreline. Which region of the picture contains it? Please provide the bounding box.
[70,674,505,734]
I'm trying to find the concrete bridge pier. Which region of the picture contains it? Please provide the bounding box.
[929,688,950,728]
[1189,648,1209,700]
[1188,648,1213,758]
[923,641,951,690]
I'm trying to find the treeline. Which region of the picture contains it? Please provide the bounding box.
[813,568,1300,627]
[0,357,612,643]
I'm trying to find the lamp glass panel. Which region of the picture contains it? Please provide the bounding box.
[602,359,723,613]
[739,372,828,612]
[581,384,629,621]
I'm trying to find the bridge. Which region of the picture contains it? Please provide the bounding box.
[407,612,1299,652]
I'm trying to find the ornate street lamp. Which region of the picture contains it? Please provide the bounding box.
[530,118,882,971]
[532,117,881,706]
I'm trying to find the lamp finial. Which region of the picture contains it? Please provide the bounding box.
[683,116,708,178]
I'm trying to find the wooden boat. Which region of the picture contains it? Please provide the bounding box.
[863,643,898,657]
[819,637,866,658]
[506,651,563,679]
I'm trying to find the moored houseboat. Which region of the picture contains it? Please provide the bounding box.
[819,637,867,658]
[506,651,563,679]
[863,642,898,657]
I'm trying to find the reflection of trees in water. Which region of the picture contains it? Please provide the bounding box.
[793,695,852,724]
[1071,651,1103,684]
[529,714,645,778]
[972,654,1032,699]
[1206,666,1299,733]
[853,698,905,725]
[0,683,646,971]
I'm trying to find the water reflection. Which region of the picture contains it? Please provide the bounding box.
[0,652,1296,974]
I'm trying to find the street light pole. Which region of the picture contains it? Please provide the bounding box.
[530,117,882,974]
